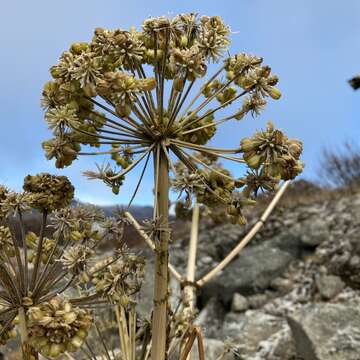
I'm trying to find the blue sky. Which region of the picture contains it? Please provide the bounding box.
[1,0,359,205]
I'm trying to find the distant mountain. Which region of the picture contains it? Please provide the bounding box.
[101,204,153,219]
[71,200,153,220]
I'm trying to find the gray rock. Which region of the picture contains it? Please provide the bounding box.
[270,277,293,293]
[268,231,305,258]
[297,218,329,247]
[195,298,226,338]
[137,259,154,317]
[201,244,293,303]
[231,293,249,312]
[222,311,284,357]
[248,293,269,309]
[254,325,296,360]
[137,257,180,317]
[192,338,234,360]
[316,275,345,300]
[287,303,360,360]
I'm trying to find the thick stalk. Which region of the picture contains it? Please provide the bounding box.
[19,307,37,360]
[151,149,170,360]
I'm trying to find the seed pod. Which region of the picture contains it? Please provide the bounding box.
[140,77,157,91]
[173,78,184,92]
[267,86,282,100]
[115,104,132,118]
[246,153,262,168]
[83,83,97,97]
[70,230,83,242]
[70,42,89,54]
[28,297,93,357]
[70,335,84,349]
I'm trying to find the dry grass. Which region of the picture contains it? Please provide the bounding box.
[318,141,360,191]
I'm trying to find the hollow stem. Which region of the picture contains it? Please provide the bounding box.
[151,148,170,360]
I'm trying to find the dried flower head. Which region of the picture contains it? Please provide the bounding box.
[0,191,31,219]
[23,173,74,212]
[41,13,302,218]
[28,297,93,357]
[240,121,304,180]
[61,244,95,275]
[89,252,145,305]
[237,169,280,197]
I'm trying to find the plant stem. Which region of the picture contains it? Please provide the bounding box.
[30,211,47,290]
[183,202,200,360]
[19,307,37,360]
[151,149,170,360]
[184,202,199,312]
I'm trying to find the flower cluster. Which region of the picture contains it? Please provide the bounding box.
[23,173,74,212]
[0,174,147,354]
[0,190,31,219]
[41,13,303,224]
[237,170,280,197]
[240,121,304,180]
[179,114,216,145]
[60,244,95,276]
[88,251,145,305]
[27,297,93,357]
[97,72,156,117]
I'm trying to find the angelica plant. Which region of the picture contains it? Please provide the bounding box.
[41,13,303,359]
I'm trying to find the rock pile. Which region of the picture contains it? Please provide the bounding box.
[168,190,360,359]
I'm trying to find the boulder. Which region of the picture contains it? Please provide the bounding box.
[195,297,226,338]
[254,325,296,360]
[296,218,330,247]
[222,311,285,357]
[192,338,234,360]
[287,303,360,360]
[200,244,293,303]
[316,275,345,300]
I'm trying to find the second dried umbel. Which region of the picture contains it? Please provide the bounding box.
[0,173,145,359]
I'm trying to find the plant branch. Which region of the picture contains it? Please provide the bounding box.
[124,211,183,282]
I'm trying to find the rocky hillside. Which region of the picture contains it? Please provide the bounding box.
[162,189,360,359]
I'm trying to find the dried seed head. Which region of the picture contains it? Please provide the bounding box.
[61,244,95,275]
[41,13,303,216]
[23,173,74,212]
[240,122,303,180]
[89,253,145,304]
[28,297,93,356]
[0,316,16,346]
[0,191,31,219]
